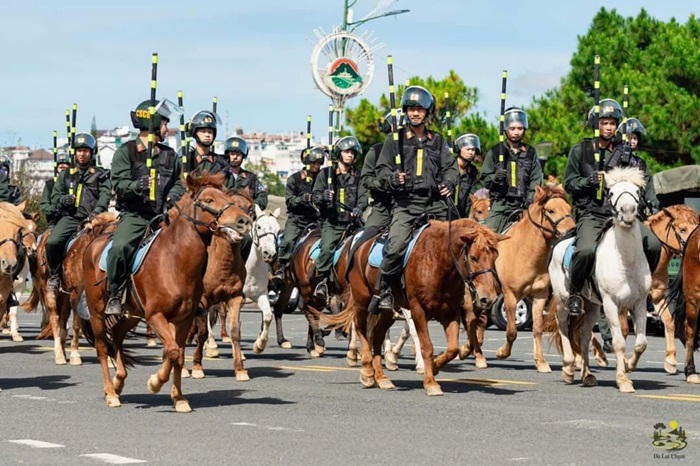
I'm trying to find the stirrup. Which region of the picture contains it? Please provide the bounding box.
[47,274,61,294]
[566,293,584,316]
[313,279,328,299]
[105,286,124,316]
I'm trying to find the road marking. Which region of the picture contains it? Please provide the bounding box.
[12,394,55,401]
[508,458,529,462]
[231,422,256,426]
[438,377,538,387]
[636,394,700,403]
[80,453,147,464]
[231,422,304,433]
[8,439,65,448]
[276,365,336,372]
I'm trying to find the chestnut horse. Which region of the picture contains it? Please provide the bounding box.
[469,195,490,223]
[24,213,117,365]
[590,205,698,372]
[669,225,700,384]
[321,219,503,395]
[460,185,575,372]
[82,173,252,412]
[2,216,37,342]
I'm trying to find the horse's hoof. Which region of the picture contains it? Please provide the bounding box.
[55,356,67,366]
[314,344,326,356]
[416,364,425,375]
[241,352,247,361]
[495,347,510,360]
[536,362,552,373]
[474,357,488,369]
[377,378,396,390]
[582,374,597,387]
[174,399,192,413]
[664,360,677,375]
[69,354,82,366]
[309,349,321,358]
[618,381,635,393]
[346,356,358,367]
[181,367,191,378]
[205,348,219,359]
[253,339,266,353]
[222,336,232,343]
[11,333,23,342]
[360,373,375,388]
[147,374,161,394]
[191,369,205,379]
[105,396,121,408]
[458,346,472,360]
[687,374,700,384]
[384,351,398,371]
[236,371,250,382]
[1,328,9,335]
[425,385,444,396]
[562,371,575,385]
[146,338,157,348]
[279,340,293,349]
[594,355,608,367]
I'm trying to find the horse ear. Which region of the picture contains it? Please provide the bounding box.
[534,185,545,202]
[254,204,263,218]
[16,201,26,212]
[185,173,199,193]
[469,194,478,203]
[458,224,479,243]
[272,207,281,218]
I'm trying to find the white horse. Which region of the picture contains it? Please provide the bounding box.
[549,166,651,393]
[204,205,281,357]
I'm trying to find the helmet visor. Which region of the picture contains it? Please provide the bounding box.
[155,98,185,121]
[504,109,528,129]
[454,134,481,153]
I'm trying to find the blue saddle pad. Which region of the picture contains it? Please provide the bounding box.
[309,231,364,267]
[368,224,429,268]
[65,230,86,254]
[563,241,576,269]
[99,230,162,274]
[309,239,321,263]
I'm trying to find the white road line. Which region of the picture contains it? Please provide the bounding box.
[80,453,147,464]
[231,422,304,433]
[8,439,65,449]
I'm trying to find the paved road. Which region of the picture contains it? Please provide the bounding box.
[1,308,698,465]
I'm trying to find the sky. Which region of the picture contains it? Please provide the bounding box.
[0,0,696,148]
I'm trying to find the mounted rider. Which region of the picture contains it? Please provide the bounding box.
[564,100,661,316]
[481,107,542,233]
[223,136,268,261]
[46,133,111,293]
[40,151,72,228]
[452,133,482,218]
[105,99,186,316]
[369,85,458,314]
[313,136,368,301]
[273,146,324,280]
[186,110,227,175]
[0,156,22,205]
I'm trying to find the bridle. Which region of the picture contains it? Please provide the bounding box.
[174,188,238,233]
[0,229,25,275]
[658,208,688,255]
[251,213,278,249]
[526,199,572,239]
[607,187,641,220]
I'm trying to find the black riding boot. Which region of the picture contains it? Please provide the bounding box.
[368,274,394,315]
[47,271,61,294]
[566,290,584,316]
[7,292,19,307]
[313,272,330,301]
[105,284,124,316]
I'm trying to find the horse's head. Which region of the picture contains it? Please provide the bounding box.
[252,205,281,263]
[227,187,255,218]
[21,218,38,258]
[468,195,490,223]
[529,185,575,238]
[605,167,646,229]
[0,202,28,276]
[647,205,699,253]
[184,173,252,243]
[458,220,507,309]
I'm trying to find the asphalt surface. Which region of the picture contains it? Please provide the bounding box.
[1,307,699,466]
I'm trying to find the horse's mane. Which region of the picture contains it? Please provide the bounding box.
[428,218,500,252]
[605,166,646,189]
[187,172,226,191]
[227,187,254,205]
[0,202,28,229]
[533,185,568,206]
[647,205,699,228]
[85,212,119,234]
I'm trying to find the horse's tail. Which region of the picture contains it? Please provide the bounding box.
[568,314,585,356]
[21,281,42,313]
[36,321,53,340]
[80,316,136,367]
[315,288,357,334]
[667,266,688,346]
[544,296,562,353]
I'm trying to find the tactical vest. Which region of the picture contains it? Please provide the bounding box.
[63,167,108,219]
[229,169,261,199]
[121,140,178,215]
[287,170,319,222]
[322,166,359,224]
[368,142,391,205]
[396,129,446,195]
[455,163,478,216]
[188,149,227,175]
[489,142,536,200]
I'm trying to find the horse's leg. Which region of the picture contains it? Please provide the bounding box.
[411,306,441,396]
[463,305,488,369]
[684,298,700,384]
[253,293,273,353]
[146,324,157,348]
[305,306,326,357]
[146,314,178,395]
[531,294,552,373]
[555,303,576,385]
[603,297,633,393]
[170,320,193,413]
[204,308,219,358]
[434,318,460,372]
[590,333,608,367]
[384,323,405,371]
[227,297,250,381]
[400,309,424,373]
[190,314,207,379]
[580,305,600,387]
[220,304,231,342]
[9,305,22,342]
[274,285,293,349]
[496,291,519,359]
[356,307,375,388]
[346,321,359,367]
[382,328,392,359]
[69,295,82,365]
[657,301,677,374]
[625,300,649,373]
[47,294,67,365]
[369,312,396,390]
[91,314,120,408]
[110,317,138,397]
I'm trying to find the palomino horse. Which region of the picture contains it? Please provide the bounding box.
[590,205,698,372]
[322,219,503,395]
[1,217,37,342]
[460,185,575,371]
[24,214,117,365]
[668,225,700,384]
[549,167,651,392]
[82,173,252,411]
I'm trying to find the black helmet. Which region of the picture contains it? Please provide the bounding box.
[453,133,481,155]
[302,146,327,165]
[224,137,249,157]
[333,136,362,162]
[130,98,183,131]
[378,111,397,134]
[503,107,528,130]
[587,98,623,128]
[187,110,219,142]
[74,132,97,154]
[0,155,11,171]
[56,151,71,166]
[617,117,647,144]
[401,86,435,115]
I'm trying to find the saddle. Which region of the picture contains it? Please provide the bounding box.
[99,229,162,274]
[308,231,364,267]
[368,224,430,268]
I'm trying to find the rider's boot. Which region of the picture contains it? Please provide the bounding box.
[368,273,394,315]
[105,284,124,316]
[566,290,584,317]
[313,272,330,301]
[7,292,19,307]
[603,338,614,353]
[47,270,61,295]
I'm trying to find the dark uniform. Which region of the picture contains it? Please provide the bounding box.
[454,162,480,218]
[361,142,392,230]
[0,158,12,202]
[226,169,267,211]
[46,154,111,274]
[564,112,661,314]
[187,149,228,175]
[40,180,61,227]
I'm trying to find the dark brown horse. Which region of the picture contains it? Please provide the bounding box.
[82,173,252,412]
[321,219,504,395]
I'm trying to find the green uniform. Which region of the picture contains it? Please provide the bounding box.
[278,170,320,264]
[40,180,62,227]
[454,162,480,218]
[312,166,367,274]
[482,142,543,233]
[375,128,458,276]
[46,166,111,271]
[225,167,267,260]
[361,143,393,230]
[0,171,9,202]
[106,139,185,288]
[186,149,228,176]
[564,139,661,293]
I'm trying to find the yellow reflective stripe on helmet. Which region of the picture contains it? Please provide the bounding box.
[416,149,423,177]
[510,161,516,187]
[75,184,83,207]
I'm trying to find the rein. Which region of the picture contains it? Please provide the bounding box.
[0,230,24,275]
[173,189,238,233]
[657,208,687,256]
[251,213,278,249]
[526,201,572,239]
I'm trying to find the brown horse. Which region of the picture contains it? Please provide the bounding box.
[460,185,575,372]
[24,213,118,365]
[82,173,252,412]
[590,205,699,372]
[321,219,503,395]
[468,195,490,223]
